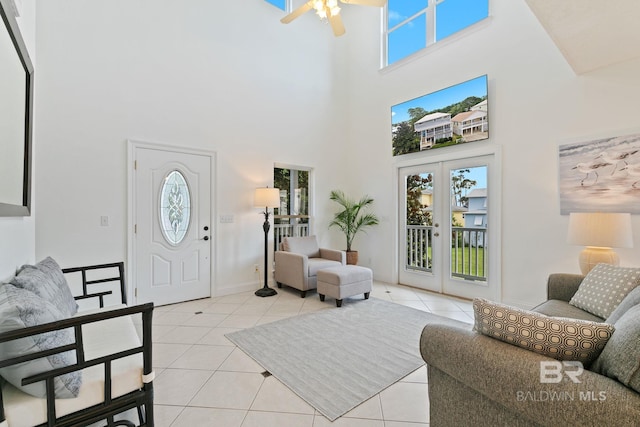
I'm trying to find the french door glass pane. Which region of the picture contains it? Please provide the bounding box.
[405,171,434,272]
[449,166,487,282]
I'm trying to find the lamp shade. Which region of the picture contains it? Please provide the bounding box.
[254,187,280,209]
[567,212,633,248]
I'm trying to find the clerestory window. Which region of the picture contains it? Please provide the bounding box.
[265,0,287,11]
[385,0,489,67]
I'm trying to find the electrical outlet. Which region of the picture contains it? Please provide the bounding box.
[254,264,259,273]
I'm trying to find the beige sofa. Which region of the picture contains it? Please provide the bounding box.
[274,236,345,297]
[420,273,640,426]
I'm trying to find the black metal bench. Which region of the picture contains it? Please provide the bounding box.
[0,262,154,427]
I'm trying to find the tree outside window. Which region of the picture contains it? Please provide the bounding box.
[273,167,311,249]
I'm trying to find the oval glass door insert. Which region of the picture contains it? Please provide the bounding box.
[160,170,191,245]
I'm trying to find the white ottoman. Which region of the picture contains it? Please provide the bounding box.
[317,265,373,307]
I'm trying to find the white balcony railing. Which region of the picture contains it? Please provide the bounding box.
[273,216,310,250]
[406,225,487,282]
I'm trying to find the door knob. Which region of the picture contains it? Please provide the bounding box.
[203,236,209,241]
[434,232,440,237]
[204,226,209,231]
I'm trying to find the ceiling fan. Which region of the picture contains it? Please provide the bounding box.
[281,0,387,37]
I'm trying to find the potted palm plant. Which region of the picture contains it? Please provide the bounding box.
[329,190,379,265]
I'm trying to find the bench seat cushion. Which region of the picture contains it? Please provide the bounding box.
[2,312,143,427]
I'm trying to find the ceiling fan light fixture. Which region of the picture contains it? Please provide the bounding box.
[281,0,386,36]
[311,0,340,20]
[312,1,326,18]
[327,0,341,16]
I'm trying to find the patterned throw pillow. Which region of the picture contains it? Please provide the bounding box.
[473,298,614,365]
[569,264,640,319]
[0,283,82,398]
[11,257,78,317]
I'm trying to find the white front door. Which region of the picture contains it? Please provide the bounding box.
[398,154,499,301]
[131,143,213,306]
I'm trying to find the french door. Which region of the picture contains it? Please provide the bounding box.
[130,142,214,306]
[398,154,498,300]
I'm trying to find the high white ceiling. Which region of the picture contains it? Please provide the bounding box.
[525,0,640,74]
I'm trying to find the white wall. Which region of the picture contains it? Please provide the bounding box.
[0,0,36,280]
[343,0,640,307]
[34,0,350,296]
[31,0,640,306]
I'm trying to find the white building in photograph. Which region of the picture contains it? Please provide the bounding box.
[413,112,452,149]
[452,109,488,138]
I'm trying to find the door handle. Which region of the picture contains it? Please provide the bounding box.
[202,236,209,241]
[434,232,440,237]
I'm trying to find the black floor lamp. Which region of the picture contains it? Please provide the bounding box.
[254,187,280,297]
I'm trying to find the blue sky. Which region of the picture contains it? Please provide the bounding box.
[391,74,487,124]
[388,0,488,64]
[265,0,286,11]
[457,166,487,190]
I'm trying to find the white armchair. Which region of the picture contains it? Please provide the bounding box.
[274,236,346,298]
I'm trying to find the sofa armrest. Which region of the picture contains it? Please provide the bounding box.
[274,251,308,284]
[319,248,346,264]
[547,273,584,302]
[421,323,640,426]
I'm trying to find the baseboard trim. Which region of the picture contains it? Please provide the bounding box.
[214,280,266,297]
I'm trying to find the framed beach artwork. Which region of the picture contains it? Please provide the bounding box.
[558,132,640,214]
[391,75,488,156]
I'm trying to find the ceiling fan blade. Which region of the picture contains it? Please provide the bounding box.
[329,13,346,37]
[281,2,313,24]
[340,0,387,7]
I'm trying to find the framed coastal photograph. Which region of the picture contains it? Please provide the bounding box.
[392,75,488,156]
[558,132,640,214]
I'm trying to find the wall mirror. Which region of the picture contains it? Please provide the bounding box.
[0,0,33,216]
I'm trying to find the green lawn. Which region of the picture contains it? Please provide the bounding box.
[451,247,485,278]
[407,246,485,278]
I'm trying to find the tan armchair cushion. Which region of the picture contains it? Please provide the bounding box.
[308,258,343,277]
[282,236,320,258]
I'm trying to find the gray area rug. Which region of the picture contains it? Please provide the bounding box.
[226,297,458,421]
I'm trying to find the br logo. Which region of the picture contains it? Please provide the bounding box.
[539,361,583,384]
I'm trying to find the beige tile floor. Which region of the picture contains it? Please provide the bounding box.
[150,281,473,426]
